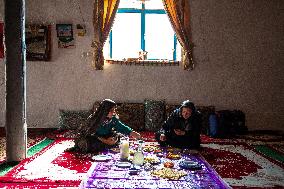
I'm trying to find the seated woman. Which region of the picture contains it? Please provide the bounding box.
[71,99,141,153]
[155,100,201,149]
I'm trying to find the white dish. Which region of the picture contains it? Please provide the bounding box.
[182,160,197,165]
[92,155,112,161]
[115,161,132,168]
[179,160,201,169]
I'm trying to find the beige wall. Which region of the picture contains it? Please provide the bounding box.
[0,0,283,130]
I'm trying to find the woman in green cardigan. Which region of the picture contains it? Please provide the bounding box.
[72,99,141,153]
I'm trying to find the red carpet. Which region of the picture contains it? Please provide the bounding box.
[0,128,60,163]
[201,143,284,188]
[0,137,46,164]
[0,131,283,188]
[0,139,83,188]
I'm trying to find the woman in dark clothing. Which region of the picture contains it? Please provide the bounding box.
[155,100,201,149]
[71,99,140,153]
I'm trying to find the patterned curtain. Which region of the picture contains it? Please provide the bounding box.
[163,0,194,70]
[92,0,120,70]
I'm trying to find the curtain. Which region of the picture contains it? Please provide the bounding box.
[92,0,120,70]
[163,0,194,70]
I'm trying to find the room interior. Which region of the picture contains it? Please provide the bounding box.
[0,0,283,188]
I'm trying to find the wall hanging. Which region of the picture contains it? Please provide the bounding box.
[25,24,52,61]
[56,24,75,48]
[76,24,86,37]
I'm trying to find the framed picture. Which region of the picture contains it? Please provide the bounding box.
[76,24,86,37]
[25,24,51,61]
[56,24,75,48]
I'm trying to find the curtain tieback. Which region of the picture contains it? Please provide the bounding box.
[183,50,192,55]
[183,43,194,55]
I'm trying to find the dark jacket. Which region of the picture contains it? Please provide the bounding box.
[156,107,201,149]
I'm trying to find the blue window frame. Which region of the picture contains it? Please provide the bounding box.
[106,1,180,61]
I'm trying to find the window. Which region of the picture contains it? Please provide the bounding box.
[104,0,181,61]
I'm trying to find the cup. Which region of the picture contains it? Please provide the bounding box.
[120,137,129,160]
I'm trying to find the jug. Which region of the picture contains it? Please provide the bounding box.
[132,140,144,166]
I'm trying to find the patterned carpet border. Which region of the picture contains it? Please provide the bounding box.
[2,139,87,184]
[201,143,284,188]
[0,138,54,176]
[0,180,80,189]
[0,137,45,163]
[252,144,284,169]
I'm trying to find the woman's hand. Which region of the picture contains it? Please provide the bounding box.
[160,134,166,141]
[174,129,186,136]
[130,131,141,139]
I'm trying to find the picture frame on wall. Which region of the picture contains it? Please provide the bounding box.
[76,24,86,37]
[56,24,75,48]
[25,24,52,61]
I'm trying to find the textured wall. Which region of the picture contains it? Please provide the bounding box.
[0,0,283,130]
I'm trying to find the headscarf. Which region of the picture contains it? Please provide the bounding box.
[179,100,196,113]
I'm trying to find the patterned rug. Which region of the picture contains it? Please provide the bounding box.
[200,143,284,188]
[0,139,230,189]
[270,144,284,154]
[0,131,283,188]
[252,144,284,168]
[0,137,46,163]
[0,139,90,188]
[0,128,59,163]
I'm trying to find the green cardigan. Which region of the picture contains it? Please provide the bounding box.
[95,116,132,137]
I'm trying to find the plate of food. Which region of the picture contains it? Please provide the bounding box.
[92,155,112,162]
[167,147,181,153]
[166,152,181,160]
[143,145,156,152]
[144,155,161,165]
[154,148,163,153]
[151,168,187,180]
[163,161,174,168]
[179,160,202,170]
[156,152,164,157]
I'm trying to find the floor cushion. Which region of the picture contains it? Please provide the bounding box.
[144,99,165,132]
[116,103,145,131]
[58,110,90,131]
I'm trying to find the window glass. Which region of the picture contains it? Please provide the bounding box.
[111,13,141,60]
[145,0,164,9]
[107,0,181,61]
[119,0,141,9]
[103,37,110,58]
[145,14,174,60]
[176,40,182,61]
